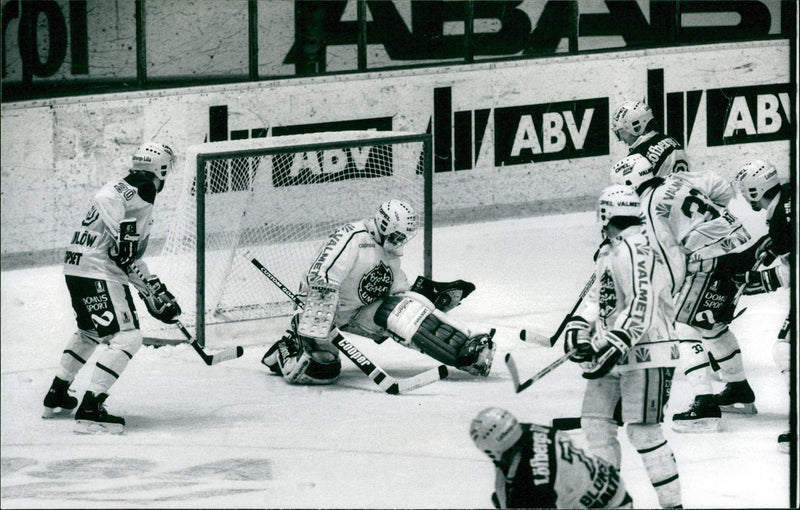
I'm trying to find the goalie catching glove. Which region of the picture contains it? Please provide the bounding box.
[581,330,630,380]
[410,276,475,312]
[108,218,139,269]
[139,275,181,324]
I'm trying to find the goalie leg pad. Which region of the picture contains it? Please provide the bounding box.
[374,293,467,365]
[262,331,341,384]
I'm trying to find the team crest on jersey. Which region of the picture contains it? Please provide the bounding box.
[358,261,393,304]
[598,270,616,325]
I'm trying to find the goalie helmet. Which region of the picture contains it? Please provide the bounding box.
[612,100,655,142]
[131,142,176,181]
[374,199,418,256]
[734,160,780,205]
[470,407,523,462]
[598,184,641,227]
[610,153,655,190]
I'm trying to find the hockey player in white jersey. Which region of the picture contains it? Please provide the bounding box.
[42,142,181,434]
[611,154,759,431]
[613,98,723,431]
[470,407,634,508]
[261,199,494,385]
[732,160,792,452]
[564,184,682,508]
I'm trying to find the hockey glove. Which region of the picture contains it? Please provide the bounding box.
[108,218,139,269]
[139,276,181,324]
[410,276,476,312]
[564,316,593,363]
[582,330,630,380]
[733,268,781,295]
[755,238,781,266]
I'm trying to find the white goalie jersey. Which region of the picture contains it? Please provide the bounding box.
[639,174,750,294]
[302,219,411,327]
[578,227,678,372]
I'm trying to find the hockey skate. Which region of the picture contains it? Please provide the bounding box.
[778,432,790,454]
[42,377,78,418]
[710,380,757,414]
[74,392,125,435]
[456,329,496,377]
[671,394,721,433]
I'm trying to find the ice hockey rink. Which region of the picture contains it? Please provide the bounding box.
[1,202,792,508]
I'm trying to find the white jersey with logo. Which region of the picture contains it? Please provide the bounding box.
[63,175,156,284]
[304,219,410,327]
[579,227,678,371]
[639,175,750,294]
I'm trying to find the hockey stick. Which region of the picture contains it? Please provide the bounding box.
[127,263,244,365]
[504,349,575,393]
[520,273,596,347]
[249,256,448,394]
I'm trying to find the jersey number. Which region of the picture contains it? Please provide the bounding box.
[681,189,720,221]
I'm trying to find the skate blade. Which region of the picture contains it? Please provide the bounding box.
[720,402,757,414]
[74,420,124,435]
[42,406,73,419]
[671,417,721,433]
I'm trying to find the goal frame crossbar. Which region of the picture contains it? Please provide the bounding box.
[192,132,433,347]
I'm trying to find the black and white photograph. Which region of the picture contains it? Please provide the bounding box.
[1,1,797,507]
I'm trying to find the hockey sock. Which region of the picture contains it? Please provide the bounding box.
[56,331,99,382]
[627,424,682,508]
[87,330,142,395]
[702,329,746,382]
[582,417,622,467]
[678,339,713,395]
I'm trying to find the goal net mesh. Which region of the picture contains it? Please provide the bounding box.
[153,131,430,346]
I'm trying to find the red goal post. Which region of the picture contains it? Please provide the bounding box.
[152,131,432,348]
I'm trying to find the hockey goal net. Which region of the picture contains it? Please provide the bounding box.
[152,131,432,347]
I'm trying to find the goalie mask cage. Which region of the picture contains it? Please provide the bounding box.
[156,131,432,347]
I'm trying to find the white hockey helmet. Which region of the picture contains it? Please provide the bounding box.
[374,199,418,256]
[131,142,176,181]
[470,407,523,461]
[612,100,655,142]
[734,160,780,204]
[610,153,656,191]
[598,184,641,228]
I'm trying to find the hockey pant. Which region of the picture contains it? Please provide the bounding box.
[62,276,143,394]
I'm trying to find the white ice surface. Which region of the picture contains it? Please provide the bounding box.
[1,207,793,508]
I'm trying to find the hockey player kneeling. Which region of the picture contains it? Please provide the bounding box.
[262,199,493,386]
[470,407,633,509]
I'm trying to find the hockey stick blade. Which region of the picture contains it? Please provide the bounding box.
[334,334,448,394]
[505,350,573,393]
[178,321,244,366]
[519,273,596,347]
[126,263,243,365]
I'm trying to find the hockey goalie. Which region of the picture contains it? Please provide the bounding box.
[261,199,495,385]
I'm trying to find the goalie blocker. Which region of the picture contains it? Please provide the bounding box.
[374,292,495,377]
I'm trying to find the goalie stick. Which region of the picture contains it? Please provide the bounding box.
[520,273,596,347]
[249,256,449,394]
[504,349,575,393]
[127,263,244,366]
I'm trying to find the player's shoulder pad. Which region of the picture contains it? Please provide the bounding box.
[124,173,157,204]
